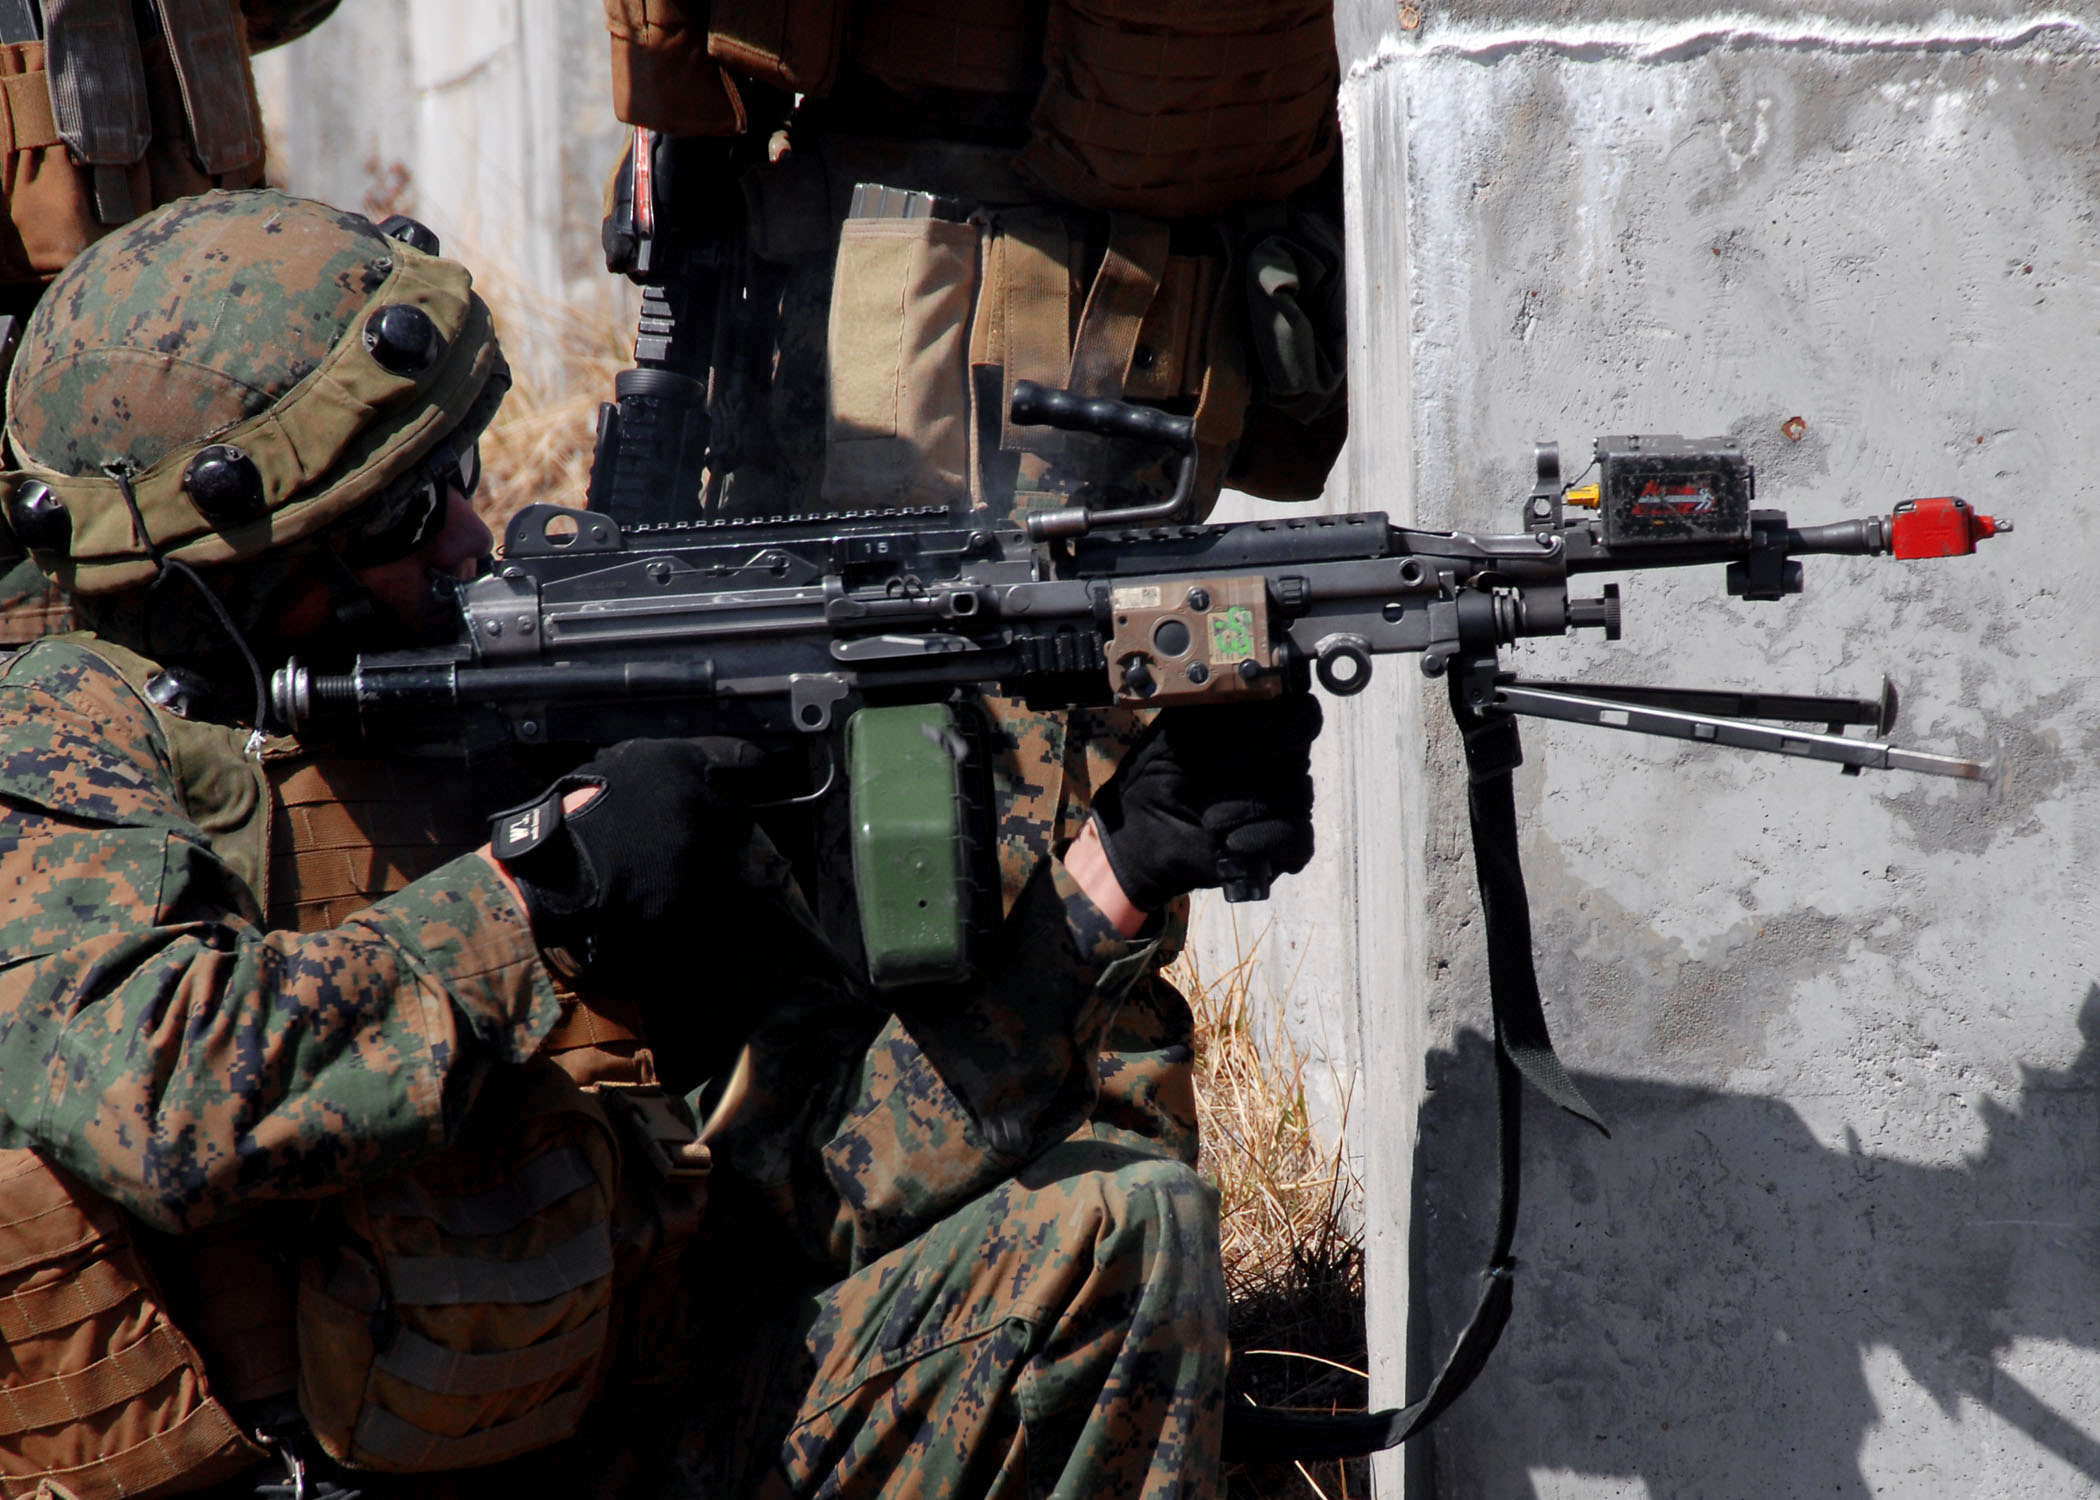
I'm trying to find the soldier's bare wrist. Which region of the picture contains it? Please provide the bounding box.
[1063,817,1149,937]
[476,786,601,919]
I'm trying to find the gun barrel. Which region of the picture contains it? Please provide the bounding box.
[274,658,718,732]
[1786,518,1889,556]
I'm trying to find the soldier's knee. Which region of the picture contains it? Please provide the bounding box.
[1090,1156,1223,1294]
[1107,1155,1216,1232]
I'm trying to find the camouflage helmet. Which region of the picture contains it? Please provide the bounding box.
[1,189,509,595]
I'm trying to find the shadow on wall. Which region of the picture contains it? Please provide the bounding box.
[1409,990,2100,1499]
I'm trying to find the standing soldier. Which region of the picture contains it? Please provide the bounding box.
[0,0,345,644]
[590,1,1343,1493]
[0,189,1314,1497]
[595,0,1345,525]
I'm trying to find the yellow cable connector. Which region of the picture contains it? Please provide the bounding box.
[1565,483,1601,509]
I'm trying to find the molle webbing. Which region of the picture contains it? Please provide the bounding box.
[850,0,1045,97]
[263,747,660,1082]
[0,1150,262,1500]
[296,1067,622,1473]
[0,571,71,647]
[262,748,695,1469]
[1017,0,1339,219]
[264,751,495,933]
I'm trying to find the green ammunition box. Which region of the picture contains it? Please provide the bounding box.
[847,702,973,988]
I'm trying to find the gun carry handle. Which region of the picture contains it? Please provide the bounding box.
[1009,381,1199,540]
[1009,381,1197,453]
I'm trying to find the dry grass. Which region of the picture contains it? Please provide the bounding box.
[1171,935,1372,1500]
[463,265,635,530]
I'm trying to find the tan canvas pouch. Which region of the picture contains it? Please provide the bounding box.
[966,206,1243,517]
[707,0,848,96]
[0,26,263,289]
[820,215,980,507]
[965,203,1070,510]
[1017,0,1338,219]
[0,1150,263,1500]
[0,42,107,284]
[850,0,1043,96]
[605,0,746,135]
[296,1065,620,1472]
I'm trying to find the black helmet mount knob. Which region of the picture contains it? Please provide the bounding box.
[6,480,70,555]
[144,667,215,721]
[183,445,268,526]
[364,304,444,376]
[375,215,441,257]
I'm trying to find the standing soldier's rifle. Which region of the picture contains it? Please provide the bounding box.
[591,127,778,525]
[272,387,2010,1453]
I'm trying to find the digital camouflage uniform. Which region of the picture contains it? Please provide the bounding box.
[632,694,1222,1499]
[0,639,560,1232]
[0,191,1221,1499]
[0,636,1218,1500]
[595,4,1345,1492]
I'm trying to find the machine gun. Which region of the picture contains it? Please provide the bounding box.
[275,386,2006,981]
[273,386,2007,1453]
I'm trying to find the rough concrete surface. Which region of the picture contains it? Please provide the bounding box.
[1314,8,2100,1497]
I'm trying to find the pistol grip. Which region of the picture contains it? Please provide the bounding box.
[1218,856,1272,905]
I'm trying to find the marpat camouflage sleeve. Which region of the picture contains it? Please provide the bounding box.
[708,847,1162,1274]
[0,643,561,1232]
[813,857,1162,1267]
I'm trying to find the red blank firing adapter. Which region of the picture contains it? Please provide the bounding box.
[1890,497,2009,559]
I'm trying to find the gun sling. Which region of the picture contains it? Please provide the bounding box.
[1221,677,1607,1464]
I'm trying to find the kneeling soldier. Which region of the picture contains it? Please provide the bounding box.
[0,188,1318,1500]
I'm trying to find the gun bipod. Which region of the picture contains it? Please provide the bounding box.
[1489,677,1995,784]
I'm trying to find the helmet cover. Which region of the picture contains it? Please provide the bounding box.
[3,189,509,594]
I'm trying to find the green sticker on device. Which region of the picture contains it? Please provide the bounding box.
[1208,606,1256,664]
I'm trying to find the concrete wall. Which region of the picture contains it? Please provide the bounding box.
[251,2,633,395]
[1314,4,2100,1496]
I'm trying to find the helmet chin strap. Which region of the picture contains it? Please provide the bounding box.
[315,547,382,635]
[105,461,274,756]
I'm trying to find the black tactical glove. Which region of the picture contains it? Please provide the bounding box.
[490,737,763,971]
[1089,694,1324,912]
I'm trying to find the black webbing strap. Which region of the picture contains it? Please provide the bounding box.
[1451,683,1608,1137]
[1220,678,1607,1464]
